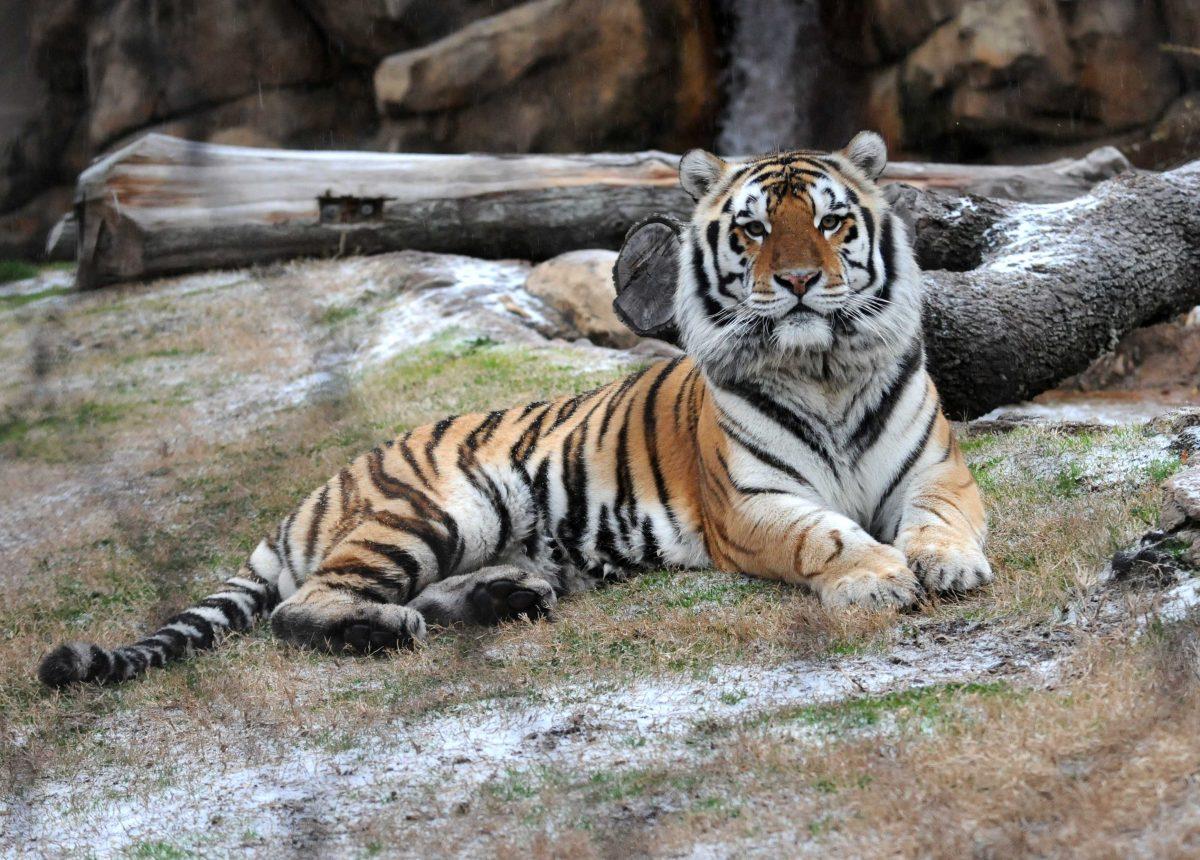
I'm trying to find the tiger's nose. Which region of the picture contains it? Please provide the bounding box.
[775,270,821,295]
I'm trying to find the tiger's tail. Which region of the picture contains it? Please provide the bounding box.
[37,541,285,688]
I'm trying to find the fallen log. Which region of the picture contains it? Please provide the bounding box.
[71,134,692,290]
[613,162,1200,419]
[72,134,1130,289]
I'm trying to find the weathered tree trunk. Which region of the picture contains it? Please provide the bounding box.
[614,163,1200,419]
[73,134,694,290]
[917,164,1200,418]
[72,134,1130,289]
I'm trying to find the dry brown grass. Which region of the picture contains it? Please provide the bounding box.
[369,626,1198,859]
[633,623,1200,858]
[0,262,1193,856]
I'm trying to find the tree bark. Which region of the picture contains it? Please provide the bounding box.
[72,134,1130,290]
[73,133,694,290]
[613,163,1200,419]
[919,163,1200,418]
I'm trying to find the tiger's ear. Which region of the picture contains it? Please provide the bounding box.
[679,149,728,201]
[843,131,887,181]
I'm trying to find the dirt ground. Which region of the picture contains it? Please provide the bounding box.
[1,258,1199,858]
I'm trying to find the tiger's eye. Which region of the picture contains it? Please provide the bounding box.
[819,214,842,232]
[743,221,765,238]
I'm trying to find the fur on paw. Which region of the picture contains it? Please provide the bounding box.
[469,568,557,625]
[905,537,993,594]
[326,605,427,655]
[819,545,920,610]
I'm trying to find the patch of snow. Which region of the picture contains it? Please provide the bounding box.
[982,247,1072,275]
[1154,579,1200,624]
[357,255,540,369]
[976,398,1180,427]
[1,623,1060,858]
[945,197,978,220]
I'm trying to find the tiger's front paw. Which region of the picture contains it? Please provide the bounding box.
[818,544,920,610]
[903,533,993,594]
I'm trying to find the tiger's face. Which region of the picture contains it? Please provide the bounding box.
[674,132,918,380]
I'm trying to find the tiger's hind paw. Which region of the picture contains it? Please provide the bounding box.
[273,600,427,655]
[408,565,558,627]
[468,567,558,625]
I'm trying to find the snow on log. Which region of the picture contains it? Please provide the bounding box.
[71,134,1129,289]
[917,163,1200,418]
[614,162,1200,419]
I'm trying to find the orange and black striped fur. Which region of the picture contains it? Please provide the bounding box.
[38,131,990,687]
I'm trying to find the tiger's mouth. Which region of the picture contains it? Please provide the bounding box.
[802,293,849,316]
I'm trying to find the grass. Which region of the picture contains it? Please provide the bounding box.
[771,680,1014,732]
[0,286,72,309]
[0,259,39,285]
[0,255,1195,856]
[317,303,360,326]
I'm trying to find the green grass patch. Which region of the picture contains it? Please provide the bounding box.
[0,285,72,309]
[1145,456,1183,485]
[0,400,127,447]
[0,259,39,285]
[766,681,1014,733]
[125,840,196,860]
[317,304,360,326]
[1052,461,1086,498]
[958,432,1002,455]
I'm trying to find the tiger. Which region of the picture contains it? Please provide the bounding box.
[37,131,991,688]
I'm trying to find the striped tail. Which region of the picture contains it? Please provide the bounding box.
[37,546,283,688]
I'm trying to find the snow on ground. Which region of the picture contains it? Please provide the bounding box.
[1,617,1067,857]
[977,393,1194,427]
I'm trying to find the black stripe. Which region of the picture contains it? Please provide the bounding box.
[718,418,812,488]
[398,433,434,492]
[723,380,837,472]
[199,595,251,629]
[323,577,391,604]
[174,611,217,649]
[465,410,506,450]
[304,484,330,572]
[351,539,421,598]
[873,403,939,522]
[510,402,553,466]
[424,416,457,475]
[87,645,114,681]
[706,221,737,301]
[689,231,724,321]
[859,206,877,288]
[556,430,590,567]
[642,359,683,534]
[599,366,651,446]
[848,341,924,458]
[531,457,553,524]
[614,419,635,540]
[277,512,297,577]
[366,449,463,572]
[640,518,663,566]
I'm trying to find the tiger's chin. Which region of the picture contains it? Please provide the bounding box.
[773,314,834,354]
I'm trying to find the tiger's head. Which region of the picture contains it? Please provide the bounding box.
[674,131,921,381]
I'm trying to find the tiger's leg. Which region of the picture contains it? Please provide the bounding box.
[270,520,434,654]
[408,564,558,627]
[892,429,992,593]
[718,495,920,609]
